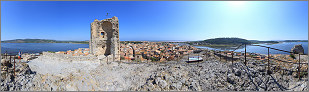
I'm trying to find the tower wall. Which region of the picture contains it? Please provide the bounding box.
[90,16,120,61]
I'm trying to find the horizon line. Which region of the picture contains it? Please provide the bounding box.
[1,38,308,42]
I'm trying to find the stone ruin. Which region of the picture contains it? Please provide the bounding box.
[89,16,120,61]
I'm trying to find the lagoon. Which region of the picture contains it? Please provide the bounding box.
[1,42,308,55]
[1,43,89,55]
[195,42,308,55]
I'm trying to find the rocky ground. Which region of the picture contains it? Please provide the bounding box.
[1,51,308,91]
[136,59,308,91]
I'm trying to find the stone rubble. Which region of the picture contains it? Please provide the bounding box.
[137,60,308,91]
[1,50,308,91]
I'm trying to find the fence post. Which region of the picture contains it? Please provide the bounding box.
[225,52,227,62]
[6,55,9,77]
[298,54,301,80]
[232,51,234,66]
[19,55,21,63]
[178,55,179,63]
[245,44,247,65]
[188,54,189,62]
[213,50,215,58]
[206,50,208,59]
[5,51,7,59]
[198,53,200,66]
[9,56,11,64]
[267,47,270,74]
[198,53,199,60]
[219,51,221,61]
[14,56,15,77]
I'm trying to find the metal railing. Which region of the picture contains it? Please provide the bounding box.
[251,44,307,80]
[212,44,307,80]
[1,51,41,78]
[1,53,18,77]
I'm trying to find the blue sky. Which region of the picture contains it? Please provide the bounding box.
[1,1,308,41]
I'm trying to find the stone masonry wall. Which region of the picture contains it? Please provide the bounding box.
[90,16,120,61]
[42,52,97,61]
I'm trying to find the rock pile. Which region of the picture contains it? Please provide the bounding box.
[1,51,307,91]
[22,53,39,62]
[137,61,231,91]
[136,59,307,91]
[1,63,36,91]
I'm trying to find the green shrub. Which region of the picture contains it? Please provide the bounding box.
[290,54,295,59]
[300,72,308,78]
[120,56,125,60]
[150,57,159,61]
[48,51,55,53]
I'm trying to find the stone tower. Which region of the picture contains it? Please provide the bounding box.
[89,16,120,61]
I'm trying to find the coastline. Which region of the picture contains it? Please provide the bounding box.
[194,44,238,47]
[1,42,88,44]
[194,42,308,55]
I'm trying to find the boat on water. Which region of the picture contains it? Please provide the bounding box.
[187,56,203,63]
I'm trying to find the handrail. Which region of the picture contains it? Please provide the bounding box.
[250,44,307,55]
[210,43,307,81]
[243,44,306,80]
[232,44,244,52]
[1,52,42,55]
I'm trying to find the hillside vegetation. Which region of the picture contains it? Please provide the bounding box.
[283,40,308,42]
[249,40,280,44]
[188,37,281,46]
[203,38,252,45]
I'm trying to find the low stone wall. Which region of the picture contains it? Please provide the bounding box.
[42,52,97,61]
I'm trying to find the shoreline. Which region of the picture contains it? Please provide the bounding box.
[194,43,308,55]
[1,42,88,44]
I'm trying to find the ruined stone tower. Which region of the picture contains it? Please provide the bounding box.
[89,16,120,60]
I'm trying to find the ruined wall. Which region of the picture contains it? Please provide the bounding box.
[42,52,97,61]
[90,16,120,61]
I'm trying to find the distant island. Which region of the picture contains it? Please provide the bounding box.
[187,37,282,47]
[1,39,89,44]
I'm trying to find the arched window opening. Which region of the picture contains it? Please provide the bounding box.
[101,32,104,38]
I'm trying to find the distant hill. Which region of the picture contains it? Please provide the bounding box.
[248,40,280,44]
[1,39,89,44]
[203,38,252,45]
[188,37,281,46]
[282,40,308,42]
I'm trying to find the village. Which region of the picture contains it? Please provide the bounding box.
[52,41,197,62]
[120,42,195,62]
[50,42,271,62]
[1,16,308,91]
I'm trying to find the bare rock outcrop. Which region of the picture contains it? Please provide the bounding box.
[1,50,307,91]
[1,62,36,91]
